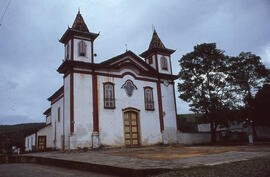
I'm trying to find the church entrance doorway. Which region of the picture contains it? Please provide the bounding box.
[123,108,141,147]
[38,136,46,151]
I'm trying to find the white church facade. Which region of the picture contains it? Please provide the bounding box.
[25,11,179,151]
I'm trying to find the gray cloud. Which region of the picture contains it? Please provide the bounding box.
[0,0,269,124]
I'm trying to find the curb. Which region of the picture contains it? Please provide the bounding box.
[2,155,170,177]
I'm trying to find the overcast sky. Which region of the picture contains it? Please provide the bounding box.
[0,0,269,125]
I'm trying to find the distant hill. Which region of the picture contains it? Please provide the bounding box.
[0,123,45,153]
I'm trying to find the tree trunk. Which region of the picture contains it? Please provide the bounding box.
[252,124,257,141]
[210,122,217,143]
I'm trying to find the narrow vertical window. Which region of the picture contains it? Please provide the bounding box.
[66,43,69,59]
[144,87,154,110]
[160,56,168,70]
[103,82,115,109]
[58,107,60,122]
[78,40,87,56]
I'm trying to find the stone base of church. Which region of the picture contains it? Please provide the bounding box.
[162,129,178,145]
[162,131,168,145]
[92,131,100,149]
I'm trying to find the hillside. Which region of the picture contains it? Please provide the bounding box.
[0,123,45,153]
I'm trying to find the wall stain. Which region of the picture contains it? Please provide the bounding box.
[76,125,88,137]
[80,73,85,80]
[164,128,177,144]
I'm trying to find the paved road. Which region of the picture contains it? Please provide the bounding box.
[0,163,115,177]
[24,146,270,170]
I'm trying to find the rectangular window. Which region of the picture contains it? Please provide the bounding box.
[58,107,60,122]
[78,40,87,57]
[103,82,115,109]
[144,87,154,110]
[66,43,69,59]
[161,56,168,70]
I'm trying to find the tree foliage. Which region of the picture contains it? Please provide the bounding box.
[229,52,269,96]
[178,43,269,142]
[243,84,270,127]
[178,43,239,120]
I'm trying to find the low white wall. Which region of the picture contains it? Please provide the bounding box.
[178,132,211,145]
[256,126,270,139]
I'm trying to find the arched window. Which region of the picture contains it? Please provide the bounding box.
[144,87,154,110]
[78,40,87,57]
[104,82,115,109]
[160,56,168,70]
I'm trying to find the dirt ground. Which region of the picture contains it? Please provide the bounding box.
[152,156,270,177]
[107,145,270,160]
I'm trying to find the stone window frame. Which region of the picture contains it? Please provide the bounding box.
[144,86,154,111]
[160,56,168,70]
[103,82,116,109]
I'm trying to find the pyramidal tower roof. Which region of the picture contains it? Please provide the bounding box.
[140,29,175,58]
[59,11,99,44]
[148,29,165,50]
[72,11,89,32]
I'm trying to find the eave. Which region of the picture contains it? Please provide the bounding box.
[47,86,64,102]
[140,47,176,58]
[59,28,99,44]
[43,107,51,116]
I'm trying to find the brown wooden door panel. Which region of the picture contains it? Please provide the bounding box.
[38,136,46,151]
[124,111,140,147]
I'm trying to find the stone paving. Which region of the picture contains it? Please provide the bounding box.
[23,145,270,170]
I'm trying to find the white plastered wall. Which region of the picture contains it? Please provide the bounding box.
[98,73,162,147]
[46,115,51,125]
[25,133,36,151]
[64,75,71,149]
[37,125,54,149]
[51,97,64,149]
[161,82,178,143]
[72,73,93,148]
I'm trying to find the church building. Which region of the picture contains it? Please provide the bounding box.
[25,11,179,151]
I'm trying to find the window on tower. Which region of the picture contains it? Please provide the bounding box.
[103,82,115,109]
[149,57,153,64]
[66,43,69,59]
[160,56,168,70]
[144,87,154,110]
[78,40,87,57]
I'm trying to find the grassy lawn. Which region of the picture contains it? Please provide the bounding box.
[153,157,270,177]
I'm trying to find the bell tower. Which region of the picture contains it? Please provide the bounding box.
[140,29,175,75]
[59,11,99,63]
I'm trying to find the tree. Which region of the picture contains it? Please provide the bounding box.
[229,52,269,97]
[230,52,270,137]
[254,84,270,126]
[178,43,240,142]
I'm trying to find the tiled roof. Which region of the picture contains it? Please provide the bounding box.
[148,29,165,50]
[140,30,175,58]
[71,11,89,33]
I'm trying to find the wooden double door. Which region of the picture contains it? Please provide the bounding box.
[123,111,140,147]
[38,136,46,151]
